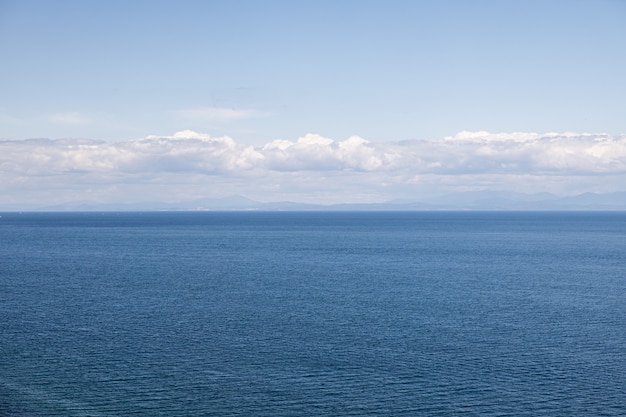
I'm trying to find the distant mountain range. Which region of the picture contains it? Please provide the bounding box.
[10,191,626,211]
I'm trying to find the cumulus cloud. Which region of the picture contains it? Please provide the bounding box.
[390,132,626,175]
[2,130,626,176]
[0,131,262,176]
[261,134,388,171]
[1,130,625,205]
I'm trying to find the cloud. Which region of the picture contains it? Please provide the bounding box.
[388,132,626,175]
[176,107,269,122]
[261,134,389,171]
[2,130,625,176]
[1,130,625,205]
[48,112,91,125]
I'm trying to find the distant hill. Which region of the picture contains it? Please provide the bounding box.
[18,191,626,211]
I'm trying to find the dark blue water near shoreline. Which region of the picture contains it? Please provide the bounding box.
[1,211,625,416]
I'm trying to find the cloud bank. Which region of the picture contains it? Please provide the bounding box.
[3,130,625,175]
[1,130,625,206]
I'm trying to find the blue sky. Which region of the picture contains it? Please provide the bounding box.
[2,0,625,142]
[1,1,625,207]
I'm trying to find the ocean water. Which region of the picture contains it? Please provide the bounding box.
[1,211,625,416]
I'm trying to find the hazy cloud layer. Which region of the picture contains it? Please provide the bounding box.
[3,130,625,175]
[47,112,91,126]
[176,107,269,122]
[2,130,625,206]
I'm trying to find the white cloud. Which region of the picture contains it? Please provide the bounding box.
[176,107,268,122]
[2,130,626,176]
[48,112,91,125]
[260,133,387,171]
[1,130,625,205]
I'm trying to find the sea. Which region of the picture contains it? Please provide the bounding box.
[1,211,625,416]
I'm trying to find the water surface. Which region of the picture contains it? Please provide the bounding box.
[1,211,625,415]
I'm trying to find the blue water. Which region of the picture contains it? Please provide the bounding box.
[1,211,625,416]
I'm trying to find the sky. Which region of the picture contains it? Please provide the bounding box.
[1,0,625,208]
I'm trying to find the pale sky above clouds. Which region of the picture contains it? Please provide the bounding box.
[1,0,625,207]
